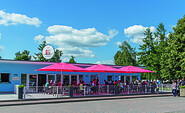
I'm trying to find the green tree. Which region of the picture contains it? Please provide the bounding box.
[15,50,31,61]
[0,56,2,59]
[138,28,156,80]
[68,56,77,63]
[34,41,63,62]
[152,23,168,80]
[160,16,185,80]
[114,41,137,66]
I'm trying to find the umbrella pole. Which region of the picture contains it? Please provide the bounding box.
[99,72,100,84]
[61,70,63,86]
[129,73,131,84]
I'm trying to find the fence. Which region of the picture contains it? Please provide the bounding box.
[159,84,172,92]
[23,84,167,99]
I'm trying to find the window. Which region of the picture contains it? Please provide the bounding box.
[21,74,27,86]
[107,75,113,82]
[0,73,10,82]
[57,74,61,82]
[91,75,96,81]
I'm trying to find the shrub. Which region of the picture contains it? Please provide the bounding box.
[180,86,185,88]
[18,85,25,88]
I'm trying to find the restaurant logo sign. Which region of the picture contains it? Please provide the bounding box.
[42,45,55,59]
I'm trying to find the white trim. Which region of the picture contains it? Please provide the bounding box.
[0,60,57,65]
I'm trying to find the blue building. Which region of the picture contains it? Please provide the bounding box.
[0,59,141,93]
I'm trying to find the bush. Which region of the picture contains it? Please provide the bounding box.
[180,86,185,88]
[18,85,25,88]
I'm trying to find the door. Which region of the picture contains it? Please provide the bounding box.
[28,74,38,92]
[38,74,46,86]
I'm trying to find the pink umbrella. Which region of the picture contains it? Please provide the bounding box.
[118,66,155,73]
[36,62,88,85]
[36,62,87,72]
[118,66,155,84]
[85,64,119,84]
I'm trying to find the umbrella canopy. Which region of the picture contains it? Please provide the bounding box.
[118,66,155,73]
[85,64,119,73]
[36,62,88,72]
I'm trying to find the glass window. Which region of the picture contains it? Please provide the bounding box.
[0,73,10,82]
[48,75,55,82]
[91,75,96,81]
[57,74,61,82]
[21,74,27,86]
[107,75,113,82]
[79,75,83,81]
[132,76,137,82]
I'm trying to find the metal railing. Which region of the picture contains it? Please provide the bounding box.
[159,84,172,92]
[24,86,69,99]
[23,84,161,99]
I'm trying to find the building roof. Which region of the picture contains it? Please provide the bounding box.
[0,59,146,69]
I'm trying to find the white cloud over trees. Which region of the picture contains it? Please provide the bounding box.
[34,25,118,60]
[124,25,156,44]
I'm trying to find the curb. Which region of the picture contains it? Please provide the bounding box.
[0,93,172,107]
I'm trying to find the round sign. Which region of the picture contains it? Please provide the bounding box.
[42,45,55,59]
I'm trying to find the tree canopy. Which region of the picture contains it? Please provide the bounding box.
[114,41,137,66]
[15,50,31,61]
[68,56,77,63]
[34,41,63,62]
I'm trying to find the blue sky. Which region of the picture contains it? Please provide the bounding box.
[0,0,184,64]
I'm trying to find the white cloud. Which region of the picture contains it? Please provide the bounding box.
[34,35,44,43]
[57,47,94,58]
[0,10,42,27]
[0,46,4,51]
[115,41,122,46]
[35,25,118,60]
[46,25,118,47]
[96,60,114,65]
[124,25,156,44]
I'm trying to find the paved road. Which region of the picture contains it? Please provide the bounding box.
[0,96,185,113]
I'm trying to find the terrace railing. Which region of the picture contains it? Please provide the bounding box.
[23,84,161,99]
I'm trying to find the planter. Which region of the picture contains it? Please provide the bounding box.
[18,87,24,99]
[151,85,156,94]
[180,88,185,97]
[68,86,73,97]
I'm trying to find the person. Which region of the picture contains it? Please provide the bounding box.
[156,82,159,95]
[79,81,84,95]
[95,77,99,94]
[45,82,50,94]
[119,80,124,93]
[135,78,139,85]
[176,79,181,96]
[171,80,177,97]
[49,80,53,86]
[104,80,109,85]
[181,78,185,86]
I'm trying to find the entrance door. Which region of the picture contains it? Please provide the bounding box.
[28,74,38,92]
[38,74,46,86]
